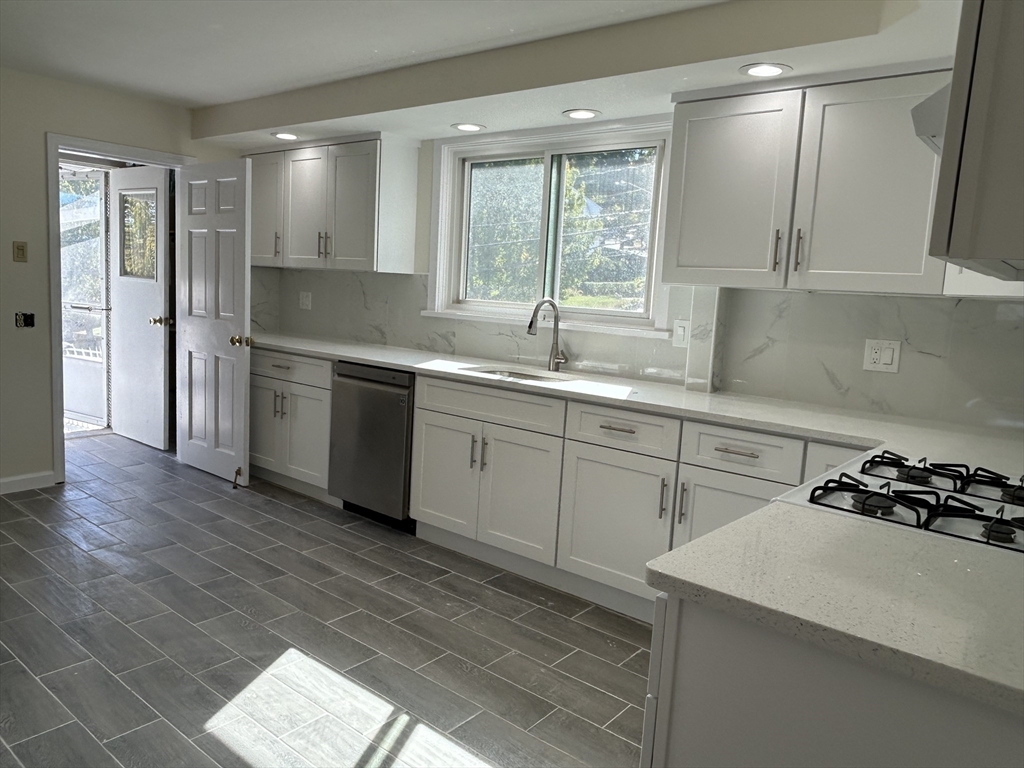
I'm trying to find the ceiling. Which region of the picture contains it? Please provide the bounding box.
[0,0,718,107]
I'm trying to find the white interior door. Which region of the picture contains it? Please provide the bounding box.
[177,159,252,484]
[109,166,171,449]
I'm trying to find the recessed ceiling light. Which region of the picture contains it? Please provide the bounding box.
[452,123,485,132]
[563,109,601,120]
[739,63,792,78]
[273,132,298,140]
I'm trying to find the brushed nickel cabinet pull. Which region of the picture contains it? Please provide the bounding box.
[793,228,803,272]
[271,364,291,370]
[317,231,324,258]
[481,438,489,469]
[678,482,687,523]
[772,228,781,271]
[658,478,668,519]
[324,233,331,257]
[714,446,760,460]
[274,231,280,258]
[470,435,477,469]
[273,391,279,418]
[280,394,287,418]
[600,424,637,435]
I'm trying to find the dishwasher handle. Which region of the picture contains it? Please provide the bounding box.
[333,360,414,388]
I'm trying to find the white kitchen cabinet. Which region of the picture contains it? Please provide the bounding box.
[661,90,803,288]
[410,410,482,539]
[558,441,676,597]
[942,264,1024,298]
[789,73,948,294]
[675,463,790,544]
[250,375,284,473]
[804,442,865,483]
[250,152,285,268]
[327,140,378,272]
[282,146,329,269]
[249,374,331,489]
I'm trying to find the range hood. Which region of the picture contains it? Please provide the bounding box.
[912,83,951,155]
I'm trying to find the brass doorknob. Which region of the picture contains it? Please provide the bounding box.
[229,335,243,346]
[148,317,164,326]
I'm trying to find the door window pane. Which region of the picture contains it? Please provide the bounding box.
[60,175,104,305]
[121,189,157,279]
[464,158,544,303]
[556,147,658,313]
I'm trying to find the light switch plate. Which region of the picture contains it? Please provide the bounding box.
[299,291,312,310]
[863,339,900,373]
[673,319,690,348]
[12,241,27,262]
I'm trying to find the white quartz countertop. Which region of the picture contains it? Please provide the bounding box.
[255,333,1024,474]
[646,502,1024,715]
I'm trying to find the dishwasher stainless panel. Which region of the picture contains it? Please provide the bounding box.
[328,361,415,519]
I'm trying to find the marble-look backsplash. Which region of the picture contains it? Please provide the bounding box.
[718,290,1024,429]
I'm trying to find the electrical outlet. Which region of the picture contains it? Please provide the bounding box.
[14,312,34,328]
[673,319,690,348]
[299,291,312,311]
[863,339,900,373]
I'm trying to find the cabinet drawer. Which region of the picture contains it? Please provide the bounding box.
[681,422,804,485]
[251,350,331,390]
[416,377,565,436]
[566,402,680,460]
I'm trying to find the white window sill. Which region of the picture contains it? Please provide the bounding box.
[420,309,673,340]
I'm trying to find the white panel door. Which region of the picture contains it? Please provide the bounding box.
[250,152,284,267]
[327,140,379,271]
[477,423,563,565]
[109,167,171,449]
[661,91,803,288]
[282,146,328,268]
[558,441,675,597]
[177,159,251,484]
[280,379,331,489]
[790,73,948,294]
[249,374,283,473]
[410,410,482,538]
[675,464,789,545]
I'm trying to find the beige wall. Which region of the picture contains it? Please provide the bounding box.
[0,66,229,484]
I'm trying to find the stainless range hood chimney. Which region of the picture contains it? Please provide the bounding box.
[912,83,951,155]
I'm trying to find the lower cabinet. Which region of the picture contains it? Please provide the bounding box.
[250,374,331,488]
[410,409,562,565]
[558,441,677,598]
[676,464,790,543]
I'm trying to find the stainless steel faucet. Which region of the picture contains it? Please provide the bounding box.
[527,298,568,372]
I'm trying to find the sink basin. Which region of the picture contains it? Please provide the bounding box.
[470,366,573,382]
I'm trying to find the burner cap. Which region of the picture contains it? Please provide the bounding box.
[896,466,933,484]
[1000,486,1024,505]
[852,493,898,516]
[982,521,1017,544]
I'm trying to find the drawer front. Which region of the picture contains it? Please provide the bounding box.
[566,402,680,460]
[416,377,565,436]
[681,421,804,485]
[804,442,865,483]
[251,350,331,390]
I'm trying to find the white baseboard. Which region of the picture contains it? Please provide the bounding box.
[0,471,58,495]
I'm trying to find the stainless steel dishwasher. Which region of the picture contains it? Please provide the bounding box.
[328,361,414,519]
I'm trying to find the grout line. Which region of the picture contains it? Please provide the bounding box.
[602,703,632,729]
[4,717,82,748]
[99,716,160,744]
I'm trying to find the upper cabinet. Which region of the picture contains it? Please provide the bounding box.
[250,134,419,274]
[662,73,949,295]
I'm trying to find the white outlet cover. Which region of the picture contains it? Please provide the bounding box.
[863,339,901,373]
[299,291,312,310]
[673,319,690,348]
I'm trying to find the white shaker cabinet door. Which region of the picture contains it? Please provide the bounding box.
[558,442,676,598]
[410,410,483,538]
[282,146,329,269]
[675,464,789,545]
[477,423,563,566]
[279,380,331,489]
[790,73,948,294]
[661,90,803,288]
[249,375,283,473]
[327,140,379,272]
[250,152,284,267]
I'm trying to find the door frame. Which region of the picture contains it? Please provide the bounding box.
[45,133,195,486]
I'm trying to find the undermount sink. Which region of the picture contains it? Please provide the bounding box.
[470,366,574,382]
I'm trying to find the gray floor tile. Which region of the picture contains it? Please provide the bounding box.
[60,611,165,674]
[318,573,417,621]
[139,574,234,624]
[530,708,641,767]
[266,611,377,672]
[63,464,99,484]
[272,654,403,735]
[31,544,114,584]
[408,543,504,583]
[394,610,509,667]
[451,710,584,768]
[84,462,137,485]
[250,520,327,552]
[105,718,220,768]
[39,485,90,502]
[364,712,490,767]
[0,660,74,745]
[198,611,298,668]
[620,649,651,677]
[156,497,223,526]
[76,478,135,504]
[119,658,240,739]
[488,652,629,727]
[146,545,229,584]
[159,481,220,505]
[346,521,427,553]
[65,496,128,525]
[49,518,122,551]
[358,546,451,582]
[420,653,557,730]
[41,659,159,740]
[345,655,481,732]
[300,520,377,552]
[199,657,326,736]
[249,480,308,506]
[114,484,181,510]
[573,606,653,650]
[89,544,173,583]
[281,715,387,768]
[10,721,120,768]
[0,531,11,545]
[199,574,297,623]
[1,579,37,621]
[151,519,227,552]
[1,520,67,551]
[293,498,362,525]
[200,497,270,527]
[554,650,647,707]
[455,608,574,666]
[485,572,592,618]
[13,575,101,623]
[101,519,175,551]
[0,544,51,583]
[88,447,143,468]
[260,574,358,623]
[13,496,78,525]
[195,715,312,768]
[306,544,397,582]
[373,573,475,620]
[132,611,238,674]
[606,705,644,746]
[0,741,17,768]
[516,608,639,664]
[0,642,13,662]
[247,497,318,528]
[0,498,29,524]
[331,610,445,669]
[201,519,276,552]
[431,573,534,619]
[77,575,168,624]
[204,545,287,583]
[253,544,339,583]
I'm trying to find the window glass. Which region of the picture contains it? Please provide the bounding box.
[60,175,104,305]
[464,158,544,303]
[121,190,157,279]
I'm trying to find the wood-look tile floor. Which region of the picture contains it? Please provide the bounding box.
[1,434,651,768]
